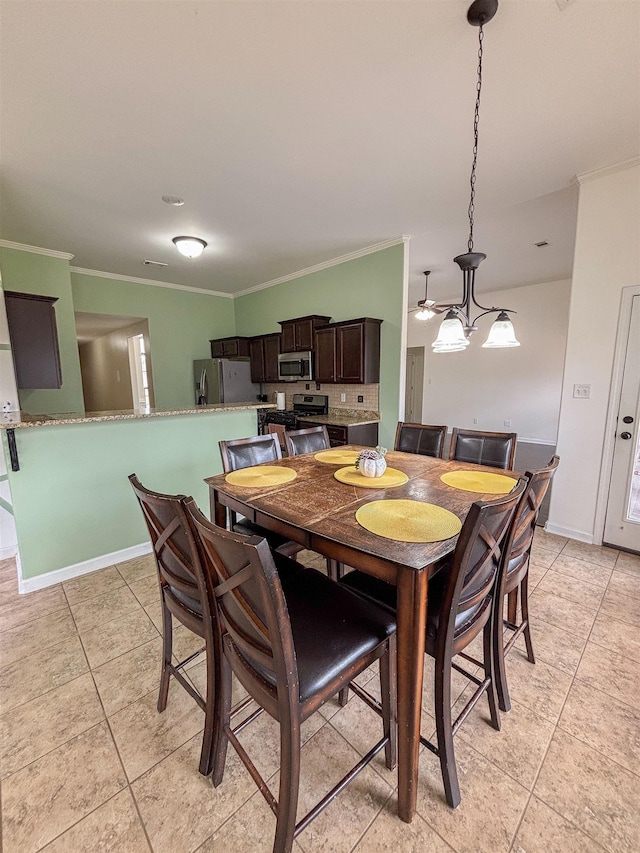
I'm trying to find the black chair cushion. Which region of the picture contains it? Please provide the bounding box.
[249,567,396,703]
[396,426,444,458]
[453,435,513,469]
[288,433,328,455]
[170,586,203,616]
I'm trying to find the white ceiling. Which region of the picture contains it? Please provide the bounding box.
[0,1,638,307]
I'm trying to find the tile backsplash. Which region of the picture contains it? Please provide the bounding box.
[263,382,379,413]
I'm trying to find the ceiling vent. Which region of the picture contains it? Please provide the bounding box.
[534,240,549,248]
[143,259,168,267]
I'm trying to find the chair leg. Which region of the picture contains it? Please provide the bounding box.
[520,573,535,664]
[494,591,511,714]
[483,617,501,731]
[434,647,460,808]
[273,715,301,853]
[212,653,233,787]
[198,638,218,777]
[507,588,518,625]
[157,596,172,713]
[380,635,397,771]
[326,559,341,581]
[338,685,349,706]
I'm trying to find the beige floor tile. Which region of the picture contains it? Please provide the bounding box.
[0,585,68,633]
[534,729,640,853]
[132,734,257,853]
[117,552,157,585]
[70,583,144,630]
[494,651,572,723]
[109,678,205,781]
[598,587,640,627]
[607,570,640,601]
[129,572,161,607]
[529,545,557,569]
[0,608,77,668]
[289,724,393,853]
[512,616,587,675]
[93,636,163,717]
[0,721,127,853]
[575,642,640,712]
[513,795,607,853]
[352,796,454,853]
[558,679,640,776]
[535,571,604,610]
[0,635,88,714]
[144,598,164,631]
[40,788,151,852]
[416,738,529,853]
[589,612,640,659]
[455,694,555,789]
[532,529,568,554]
[172,624,206,669]
[0,672,104,778]
[614,550,640,578]
[528,588,597,638]
[526,563,548,588]
[78,607,158,669]
[0,575,19,600]
[62,566,125,605]
[561,540,618,569]
[195,790,305,853]
[548,553,613,588]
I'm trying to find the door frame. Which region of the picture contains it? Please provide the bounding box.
[594,284,640,544]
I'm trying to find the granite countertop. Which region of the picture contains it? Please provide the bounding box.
[0,402,275,429]
[298,410,379,428]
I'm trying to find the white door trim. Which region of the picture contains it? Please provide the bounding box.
[594,284,640,544]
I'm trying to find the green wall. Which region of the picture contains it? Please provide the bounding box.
[0,248,85,414]
[234,244,405,448]
[4,408,257,579]
[71,273,236,409]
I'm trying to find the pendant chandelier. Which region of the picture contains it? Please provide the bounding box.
[430,0,520,353]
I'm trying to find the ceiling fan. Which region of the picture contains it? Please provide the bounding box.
[408,271,447,320]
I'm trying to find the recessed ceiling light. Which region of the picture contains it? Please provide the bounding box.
[172,236,207,259]
[162,195,184,206]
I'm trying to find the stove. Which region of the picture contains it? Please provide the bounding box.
[260,393,328,432]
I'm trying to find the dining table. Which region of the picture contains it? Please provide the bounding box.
[205,446,520,823]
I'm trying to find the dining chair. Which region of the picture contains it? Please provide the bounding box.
[338,479,526,807]
[268,423,287,453]
[394,422,447,459]
[494,455,560,712]
[449,427,517,470]
[185,499,397,853]
[283,425,330,457]
[218,434,300,557]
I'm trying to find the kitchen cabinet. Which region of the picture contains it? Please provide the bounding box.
[279,315,331,353]
[249,333,281,383]
[300,420,378,448]
[314,317,382,384]
[209,337,251,358]
[4,291,62,389]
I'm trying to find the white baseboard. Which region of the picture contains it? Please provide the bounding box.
[544,522,595,544]
[0,543,17,560]
[18,542,153,594]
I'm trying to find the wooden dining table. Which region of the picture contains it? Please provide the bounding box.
[205,447,519,823]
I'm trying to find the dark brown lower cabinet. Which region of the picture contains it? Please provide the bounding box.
[4,291,62,389]
[300,420,378,448]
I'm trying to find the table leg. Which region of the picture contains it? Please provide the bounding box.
[396,567,428,823]
[210,488,226,529]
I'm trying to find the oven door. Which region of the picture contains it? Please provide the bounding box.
[277,352,313,382]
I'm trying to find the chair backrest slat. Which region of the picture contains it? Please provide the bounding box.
[502,455,560,565]
[394,422,447,458]
[219,434,282,473]
[449,427,517,470]
[284,426,330,457]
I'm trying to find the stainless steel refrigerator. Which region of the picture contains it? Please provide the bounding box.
[193,359,259,405]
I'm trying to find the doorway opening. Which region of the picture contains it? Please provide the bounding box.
[404,347,425,423]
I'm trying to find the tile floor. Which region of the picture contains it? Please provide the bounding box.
[0,531,639,852]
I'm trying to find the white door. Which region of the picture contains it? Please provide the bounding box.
[604,294,640,552]
[404,347,424,423]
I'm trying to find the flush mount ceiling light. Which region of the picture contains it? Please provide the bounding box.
[172,236,207,259]
[428,0,520,353]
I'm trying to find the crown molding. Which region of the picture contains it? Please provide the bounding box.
[576,156,640,185]
[234,236,410,298]
[70,267,234,298]
[0,239,74,260]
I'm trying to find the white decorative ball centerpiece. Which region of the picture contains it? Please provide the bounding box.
[355,446,388,478]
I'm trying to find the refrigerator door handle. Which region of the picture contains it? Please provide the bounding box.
[200,368,207,404]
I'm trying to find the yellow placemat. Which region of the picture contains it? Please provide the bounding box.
[334,466,409,489]
[225,466,297,487]
[314,449,360,465]
[356,500,462,543]
[441,470,518,494]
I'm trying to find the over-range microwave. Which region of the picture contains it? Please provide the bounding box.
[277,351,314,382]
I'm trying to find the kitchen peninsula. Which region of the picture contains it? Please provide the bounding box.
[1,402,272,591]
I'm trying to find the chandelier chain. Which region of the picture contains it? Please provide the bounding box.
[467,22,484,253]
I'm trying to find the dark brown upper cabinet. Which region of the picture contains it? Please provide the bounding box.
[249,333,281,383]
[209,336,251,358]
[314,318,382,384]
[4,291,62,389]
[279,315,331,352]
